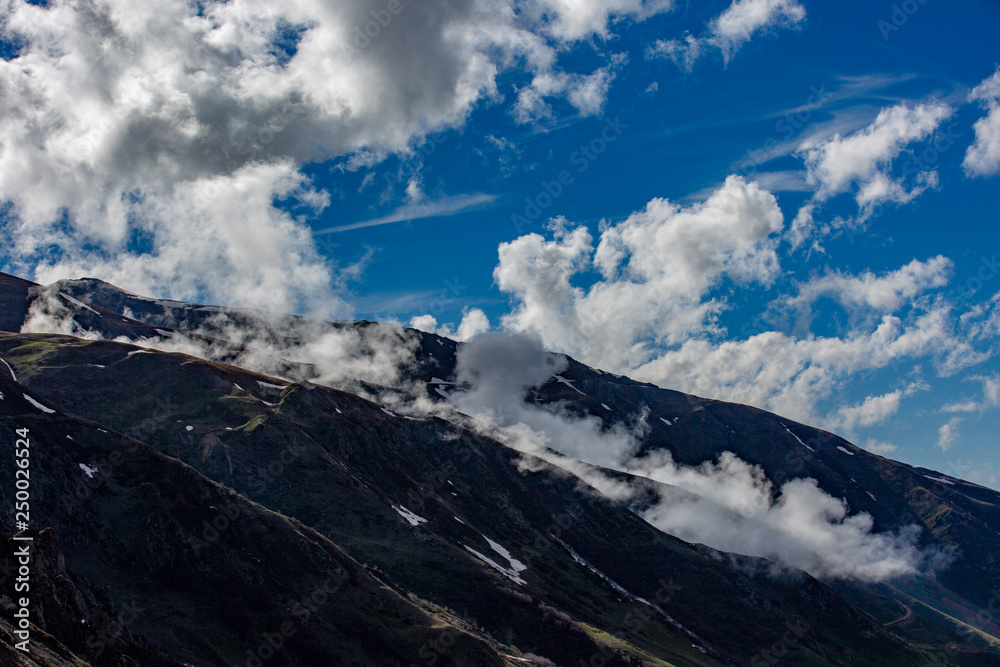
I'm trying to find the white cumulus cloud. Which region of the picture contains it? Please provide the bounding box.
[936,417,962,452]
[865,440,899,456]
[492,174,990,429]
[796,102,953,217]
[784,256,953,318]
[496,175,784,371]
[0,0,650,314]
[963,68,1000,177]
[410,307,491,342]
[647,0,805,70]
[833,384,923,433]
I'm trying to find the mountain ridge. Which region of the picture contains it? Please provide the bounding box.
[2,270,999,666]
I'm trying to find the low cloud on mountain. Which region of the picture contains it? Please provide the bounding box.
[448,332,952,581]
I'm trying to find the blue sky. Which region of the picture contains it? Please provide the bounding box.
[1,0,999,487]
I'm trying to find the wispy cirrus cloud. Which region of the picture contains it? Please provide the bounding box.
[942,373,1000,414]
[314,193,498,234]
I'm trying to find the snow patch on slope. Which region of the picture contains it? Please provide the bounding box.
[24,394,56,414]
[258,380,286,390]
[59,292,100,315]
[553,535,635,600]
[923,475,955,486]
[464,546,527,585]
[781,423,814,451]
[553,374,586,395]
[393,505,427,526]
[551,535,716,655]
[482,535,527,573]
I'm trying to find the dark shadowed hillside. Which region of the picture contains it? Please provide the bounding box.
[2,272,999,666]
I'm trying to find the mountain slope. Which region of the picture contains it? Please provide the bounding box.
[1,271,999,665]
[41,274,1000,621]
[0,369,513,666]
[1,331,937,666]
